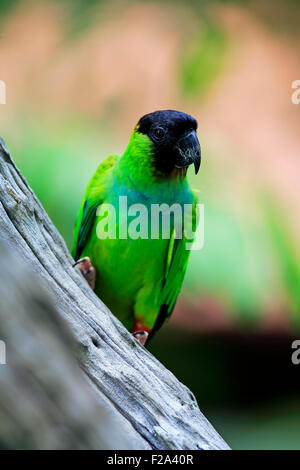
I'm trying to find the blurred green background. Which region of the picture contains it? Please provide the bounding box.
[1,0,300,449]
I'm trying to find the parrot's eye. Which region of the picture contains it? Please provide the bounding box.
[152,126,166,141]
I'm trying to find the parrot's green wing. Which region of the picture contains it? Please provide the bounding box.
[149,192,199,338]
[72,154,118,260]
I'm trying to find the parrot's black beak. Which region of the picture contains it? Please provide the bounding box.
[174,130,201,175]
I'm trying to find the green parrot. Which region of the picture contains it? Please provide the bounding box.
[72,110,201,345]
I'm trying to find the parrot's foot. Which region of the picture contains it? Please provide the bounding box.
[132,330,149,346]
[73,257,96,290]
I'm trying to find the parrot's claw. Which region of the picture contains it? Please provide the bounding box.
[73,257,96,290]
[132,330,149,346]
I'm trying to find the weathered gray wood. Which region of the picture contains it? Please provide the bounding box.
[0,136,230,450]
[0,247,150,449]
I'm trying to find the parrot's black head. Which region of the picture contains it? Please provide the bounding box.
[137,109,201,176]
